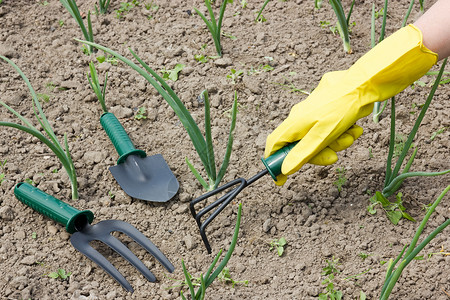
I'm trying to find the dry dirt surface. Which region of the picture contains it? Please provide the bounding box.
[1,0,449,299]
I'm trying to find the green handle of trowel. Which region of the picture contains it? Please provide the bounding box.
[100,112,146,165]
[14,182,94,234]
[261,141,299,181]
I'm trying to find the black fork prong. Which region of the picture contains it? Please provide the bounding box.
[103,220,175,273]
[70,236,134,293]
[98,234,157,283]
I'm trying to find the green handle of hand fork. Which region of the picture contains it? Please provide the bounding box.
[100,112,146,165]
[261,141,299,181]
[14,182,94,234]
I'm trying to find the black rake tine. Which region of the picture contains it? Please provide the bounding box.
[70,238,134,292]
[190,178,245,221]
[99,233,157,283]
[190,177,244,217]
[195,178,247,253]
[103,220,175,273]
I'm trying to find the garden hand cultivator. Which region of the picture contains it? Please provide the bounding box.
[190,143,298,253]
[14,183,175,293]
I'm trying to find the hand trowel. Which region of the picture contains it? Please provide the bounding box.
[100,112,179,202]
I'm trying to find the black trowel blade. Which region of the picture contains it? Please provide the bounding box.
[109,154,179,202]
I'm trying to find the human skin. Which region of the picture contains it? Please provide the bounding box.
[414,0,450,60]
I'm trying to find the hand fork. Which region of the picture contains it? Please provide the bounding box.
[14,182,175,293]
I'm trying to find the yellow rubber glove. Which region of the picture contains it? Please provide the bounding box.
[265,24,438,185]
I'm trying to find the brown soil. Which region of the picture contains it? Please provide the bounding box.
[1,0,449,299]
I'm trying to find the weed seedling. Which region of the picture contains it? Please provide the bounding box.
[31,232,37,239]
[116,0,140,19]
[160,64,185,82]
[273,78,310,95]
[47,268,72,280]
[367,192,415,225]
[0,159,6,184]
[218,267,248,287]
[333,167,347,193]
[269,237,287,257]
[358,252,371,260]
[430,127,446,141]
[96,54,119,65]
[319,257,342,300]
[227,69,244,84]
[135,107,147,120]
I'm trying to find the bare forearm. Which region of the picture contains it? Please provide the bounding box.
[414,0,450,60]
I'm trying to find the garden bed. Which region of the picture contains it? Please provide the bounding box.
[0,0,449,299]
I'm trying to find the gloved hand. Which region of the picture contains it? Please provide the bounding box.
[265,24,438,185]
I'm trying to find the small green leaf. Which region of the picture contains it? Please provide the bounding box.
[386,210,402,225]
[277,246,284,257]
[48,272,59,279]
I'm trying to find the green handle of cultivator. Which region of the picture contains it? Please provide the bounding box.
[261,141,298,181]
[100,112,146,164]
[14,182,94,234]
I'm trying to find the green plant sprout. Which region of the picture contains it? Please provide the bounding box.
[319,257,342,300]
[255,0,270,22]
[87,61,108,113]
[426,245,450,260]
[96,0,111,14]
[380,186,449,299]
[430,127,446,141]
[31,232,37,239]
[217,267,248,287]
[116,0,140,19]
[0,56,78,199]
[240,0,247,9]
[77,40,238,191]
[247,64,274,75]
[269,237,287,257]
[392,133,412,158]
[47,268,72,280]
[96,54,119,65]
[135,107,147,120]
[333,167,347,193]
[180,203,242,300]
[273,78,310,95]
[37,93,50,103]
[160,64,185,82]
[227,69,244,84]
[368,191,414,225]
[195,45,220,63]
[59,0,94,54]
[358,252,371,260]
[194,0,232,57]
[368,59,450,224]
[0,159,6,184]
[144,1,159,19]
